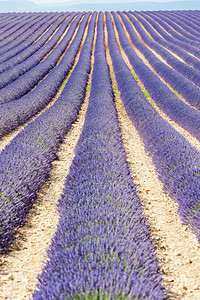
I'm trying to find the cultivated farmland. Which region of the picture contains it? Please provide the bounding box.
[0,10,200,299]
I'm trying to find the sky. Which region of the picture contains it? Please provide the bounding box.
[0,0,199,16]
[28,0,184,3]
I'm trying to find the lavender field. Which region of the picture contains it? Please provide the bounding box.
[0,10,200,299]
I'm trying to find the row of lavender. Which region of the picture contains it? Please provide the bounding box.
[134,11,200,63]
[4,9,200,112]
[129,11,200,78]
[1,10,199,122]
[0,12,91,251]
[0,13,58,56]
[130,10,200,110]
[33,12,166,299]
[0,13,41,44]
[113,12,200,142]
[0,13,84,103]
[0,13,65,70]
[122,11,200,109]
[0,13,89,138]
[138,10,200,66]
[106,12,200,241]
[149,10,200,45]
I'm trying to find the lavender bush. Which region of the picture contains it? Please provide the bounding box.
[0,12,74,85]
[144,11,200,48]
[0,11,94,253]
[0,13,63,67]
[126,11,200,89]
[114,12,200,140]
[133,11,200,71]
[33,12,166,300]
[106,11,200,243]
[0,13,58,56]
[0,13,86,103]
[0,13,40,46]
[155,10,200,39]
[0,13,91,139]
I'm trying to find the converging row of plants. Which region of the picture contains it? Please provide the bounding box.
[0,9,200,299]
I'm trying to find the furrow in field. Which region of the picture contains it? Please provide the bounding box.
[135,12,200,62]
[0,14,91,153]
[0,13,58,58]
[39,13,78,64]
[139,11,200,61]
[0,13,84,104]
[118,13,185,93]
[110,62,200,300]
[0,9,95,254]
[0,13,96,300]
[130,13,186,64]
[145,13,174,38]
[105,13,200,299]
[149,11,196,41]
[0,14,34,41]
[0,70,92,300]
[145,11,200,49]
[0,13,77,90]
[129,11,200,84]
[30,14,63,45]
[33,12,166,299]
[111,13,200,152]
[120,12,200,111]
[156,11,200,40]
[114,12,200,142]
[0,13,70,67]
[0,14,46,48]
